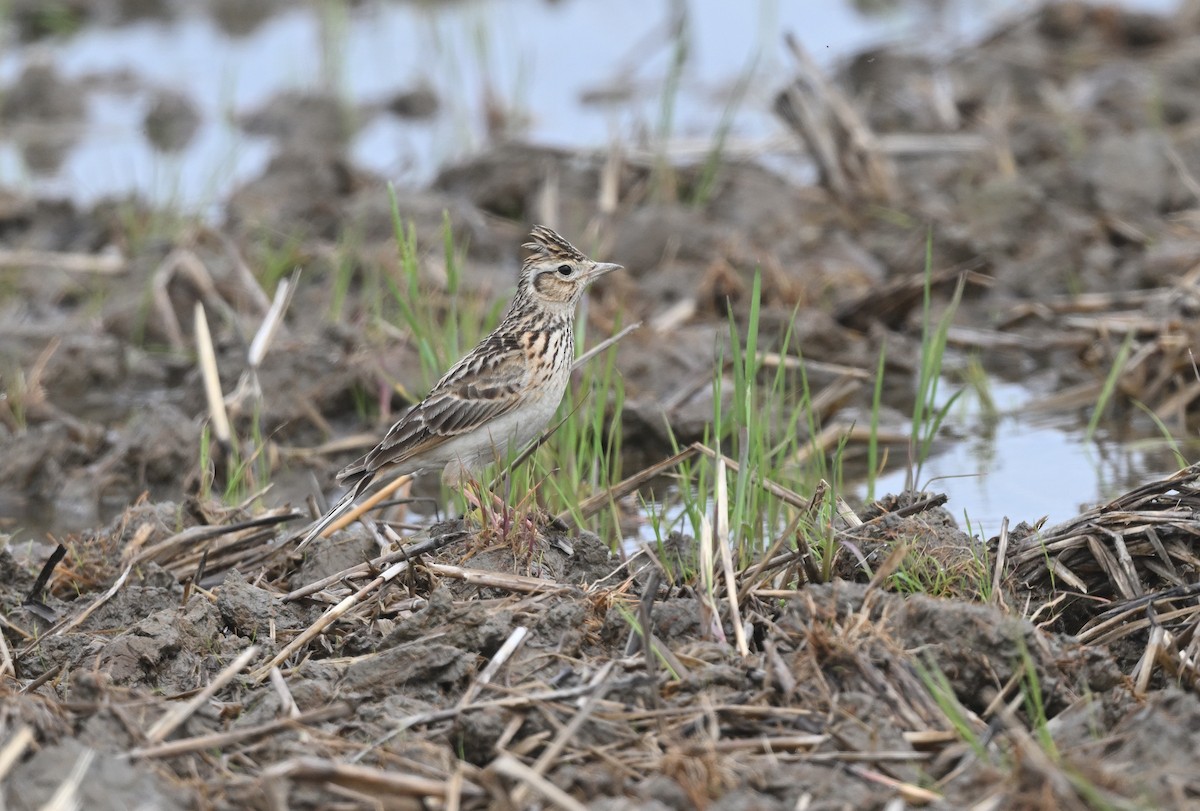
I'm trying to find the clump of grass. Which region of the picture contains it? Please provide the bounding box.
[649,236,977,592]
[888,547,957,597]
[196,408,272,507]
[887,543,992,600]
[657,271,837,568]
[865,341,888,502]
[1086,331,1135,442]
[114,199,191,259]
[919,639,1123,809]
[0,366,30,432]
[906,231,965,492]
[467,476,549,563]
[255,231,308,292]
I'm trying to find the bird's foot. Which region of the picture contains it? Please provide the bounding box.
[461,482,545,559]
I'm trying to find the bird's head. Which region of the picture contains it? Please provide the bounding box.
[518,225,622,312]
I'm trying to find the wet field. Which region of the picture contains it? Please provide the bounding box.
[4,1,1200,809]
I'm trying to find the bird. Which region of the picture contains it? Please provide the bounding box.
[297,225,623,548]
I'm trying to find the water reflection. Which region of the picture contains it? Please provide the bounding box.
[0,0,1103,207]
[622,380,1192,549]
[871,381,1191,539]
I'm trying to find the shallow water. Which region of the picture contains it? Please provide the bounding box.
[0,0,1179,210]
[622,380,1191,551]
[870,381,1193,539]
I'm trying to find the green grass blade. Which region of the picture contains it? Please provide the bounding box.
[1086,332,1135,442]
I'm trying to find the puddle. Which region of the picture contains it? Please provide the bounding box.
[1,0,1177,209]
[870,380,1195,539]
[618,378,1195,552]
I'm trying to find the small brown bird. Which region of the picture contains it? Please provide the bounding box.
[298,225,622,547]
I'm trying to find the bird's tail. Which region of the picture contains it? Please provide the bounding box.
[294,475,371,551]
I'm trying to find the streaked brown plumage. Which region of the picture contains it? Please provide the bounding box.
[298,225,622,547]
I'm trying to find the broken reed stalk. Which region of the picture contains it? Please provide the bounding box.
[697,513,725,645]
[634,569,661,704]
[456,626,530,708]
[848,765,941,804]
[693,444,811,511]
[41,747,95,811]
[202,225,272,315]
[48,564,133,639]
[269,666,300,719]
[285,524,468,601]
[120,522,157,564]
[677,735,827,756]
[775,31,895,204]
[195,302,232,448]
[251,560,413,681]
[991,516,1010,602]
[424,563,569,594]
[571,321,641,370]
[714,456,749,657]
[1132,624,1167,696]
[0,630,12,680]
[135,512,300,588]
[316,472,413,540]
[0,248,125,274]
[262,757,482,803]
[144,645,260,744]
[508,661,614,808]
[248,270,297,369]
[152,249,213,350]
[15,561,135,659]
[226,268,299,412]
[558,442,704,524]
[0,726,34,781]
[130,702,353,759]
[491,754,588,811]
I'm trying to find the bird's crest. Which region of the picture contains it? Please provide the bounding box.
[523,225,586,264]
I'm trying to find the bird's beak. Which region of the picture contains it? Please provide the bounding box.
[590,262,623,279]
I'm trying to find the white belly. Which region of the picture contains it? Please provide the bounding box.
[432,384,566,485]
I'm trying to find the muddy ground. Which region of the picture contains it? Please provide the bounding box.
[5,1,1200,809]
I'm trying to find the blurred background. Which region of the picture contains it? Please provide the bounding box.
[2,0,1199,546]
[0,0,1182,209]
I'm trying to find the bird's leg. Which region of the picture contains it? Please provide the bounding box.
[459,482,476,512]
[459,479,509,533]
[459,477,547,561]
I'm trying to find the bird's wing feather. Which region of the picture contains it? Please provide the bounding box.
[336,343,529,482]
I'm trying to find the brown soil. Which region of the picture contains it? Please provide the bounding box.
[4,2,1200,809]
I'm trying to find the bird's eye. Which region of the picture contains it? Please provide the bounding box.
[557,264,573,276]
